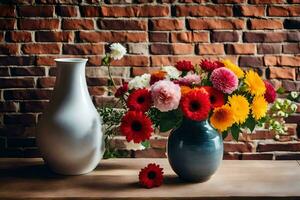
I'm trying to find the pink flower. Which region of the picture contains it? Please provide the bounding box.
[178,74,201,86]
[151,80,181,112]
[210,67,238,94]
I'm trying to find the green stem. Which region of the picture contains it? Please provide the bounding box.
[107,64,117,90]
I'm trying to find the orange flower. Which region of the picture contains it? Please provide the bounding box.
[150,71,167,85]
[180,86,192,95]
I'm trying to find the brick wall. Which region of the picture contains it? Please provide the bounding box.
[0,0,299,159]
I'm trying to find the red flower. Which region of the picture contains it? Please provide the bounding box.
[175,60,194,71]
[120,111,153,143]
[139,163,164,189]
[115,82,128,98]
[180,90,211,121]
[150,71,166,85]
[127,89,152,112]
[264,81,276,103]
[200,59,224,71]
[202,86,225,108]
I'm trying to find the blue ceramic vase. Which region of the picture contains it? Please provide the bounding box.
[167,118,223,182]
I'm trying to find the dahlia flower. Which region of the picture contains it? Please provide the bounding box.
[127,89,152,113]
[264,81,276,103]
[210,104,235,132]
[161,66,181,79]
[109,43,126,60]
[251,95,268,120]
[150,71,166,85]
[200,59,224,71]
[139,163,164,189]
[228,95,250,124]
[202,86,225,108]
[244,70,266,96]
[151,80,181,112]
[175,60,194,71]
[178,74,201,86]
[115,82,128,98]
[128,74,151,90]
[210,67,238,94]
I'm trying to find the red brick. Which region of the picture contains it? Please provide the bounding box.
[150,19,184,31]
[37,77,56,88]
[0,56,35,66]
[267,67,296,80]
[257,44,281,54]
[188,19,245,30]
[224,142,254,153]
[98,19,147,30]
[249,0,284,3]
[264,56,300,67]
[101,5,169,17]
[11,67,45,77]
[20,101,49,112]
[241,153,273,160]
[19,19,59,30]
[110,55,149,67]
[22,44,61,54]
[258,142,300,152]
[197,44,224,55]
[211,31,239,42]
[88,86,106,95]
[62,19,94,30]
[170,32,209,43]
[79,31,147,42]
[214,0,245,2]
[0,5,16,17]
[56,6,78,17]
[249,19,283,30]
[36,31,74,42]
[149,32,168,42]
[19,6,54,17]
[0,102,18,112]
[4,89,52,100]
[132,67,159,76]
[134,148,166,158]
[223,152,241,160]
[150,138,167,149]
[81,6,101,17]
[0,19,15,30]
[275,153,300,160]
[87,77,111,86]
[244,32,287,43]
[7,31,32,42]
[239,56,263,67]
[225,44,256,55]
[283,44,300,54]
[0,44,19,55]
[36,56,56,66]
[268,6,300,16]
[0,78,35,88]
[176,5,232,16]
[0,68,9,76]
[237,5,265,17]
[150,44,194,55]
[63,44,104,55]
[4,114,36,126]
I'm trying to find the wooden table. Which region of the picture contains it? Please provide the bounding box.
[0,158,300,199]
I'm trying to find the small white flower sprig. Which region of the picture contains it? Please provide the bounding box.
[102,43,127,89]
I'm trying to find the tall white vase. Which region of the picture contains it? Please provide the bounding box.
[37,58,104,175]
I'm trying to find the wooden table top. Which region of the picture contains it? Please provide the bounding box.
[0,158,300,199]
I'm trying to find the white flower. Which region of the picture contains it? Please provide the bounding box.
[161,66,181,80]
[277,111,285,117]
[128,74,151,90]
[291,103,298,112]
[291,91,299,99]
[109,43,126,60]
[124,141,145,151]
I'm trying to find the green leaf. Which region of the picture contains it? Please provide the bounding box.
[244,117,256,133]
[159,109,183,132]
[222,131,229,140]
[276,87,285,94]
[141,140,150,148]
[231,124,240,141]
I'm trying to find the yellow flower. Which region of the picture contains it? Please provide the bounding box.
[251,95,268,120]
[244,70,266,96]
[222,59,244,78]
[210,104,235,132]
[228,95,250,124]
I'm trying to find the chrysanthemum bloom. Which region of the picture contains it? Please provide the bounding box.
[180,90,211,121]
[175,60,194,71]
[200,59,224,71]
[150,71,166,85]
[161,66,181,80]
[115,82,128,98]
[264,81,276,103]
[180,86,192,96]
[202,86,225,108]
[244,70,266,96]
[139,163,164,189]
[251,95,268,120]
[210,104,235,132]
[120,111,153,143]
[228,95,250,124]
[210,67,238,94]
[127,89,152,112]
[222,59,244,78]
[151,80,181,112]
[128,74,151,90]
[109,43,126,60]
[177,74,201,86]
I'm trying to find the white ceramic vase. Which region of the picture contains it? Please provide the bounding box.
[37,58,104,175]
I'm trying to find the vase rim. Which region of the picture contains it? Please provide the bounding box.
[54,58,88,63]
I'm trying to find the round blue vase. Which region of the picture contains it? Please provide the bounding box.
[167,118,223,182]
